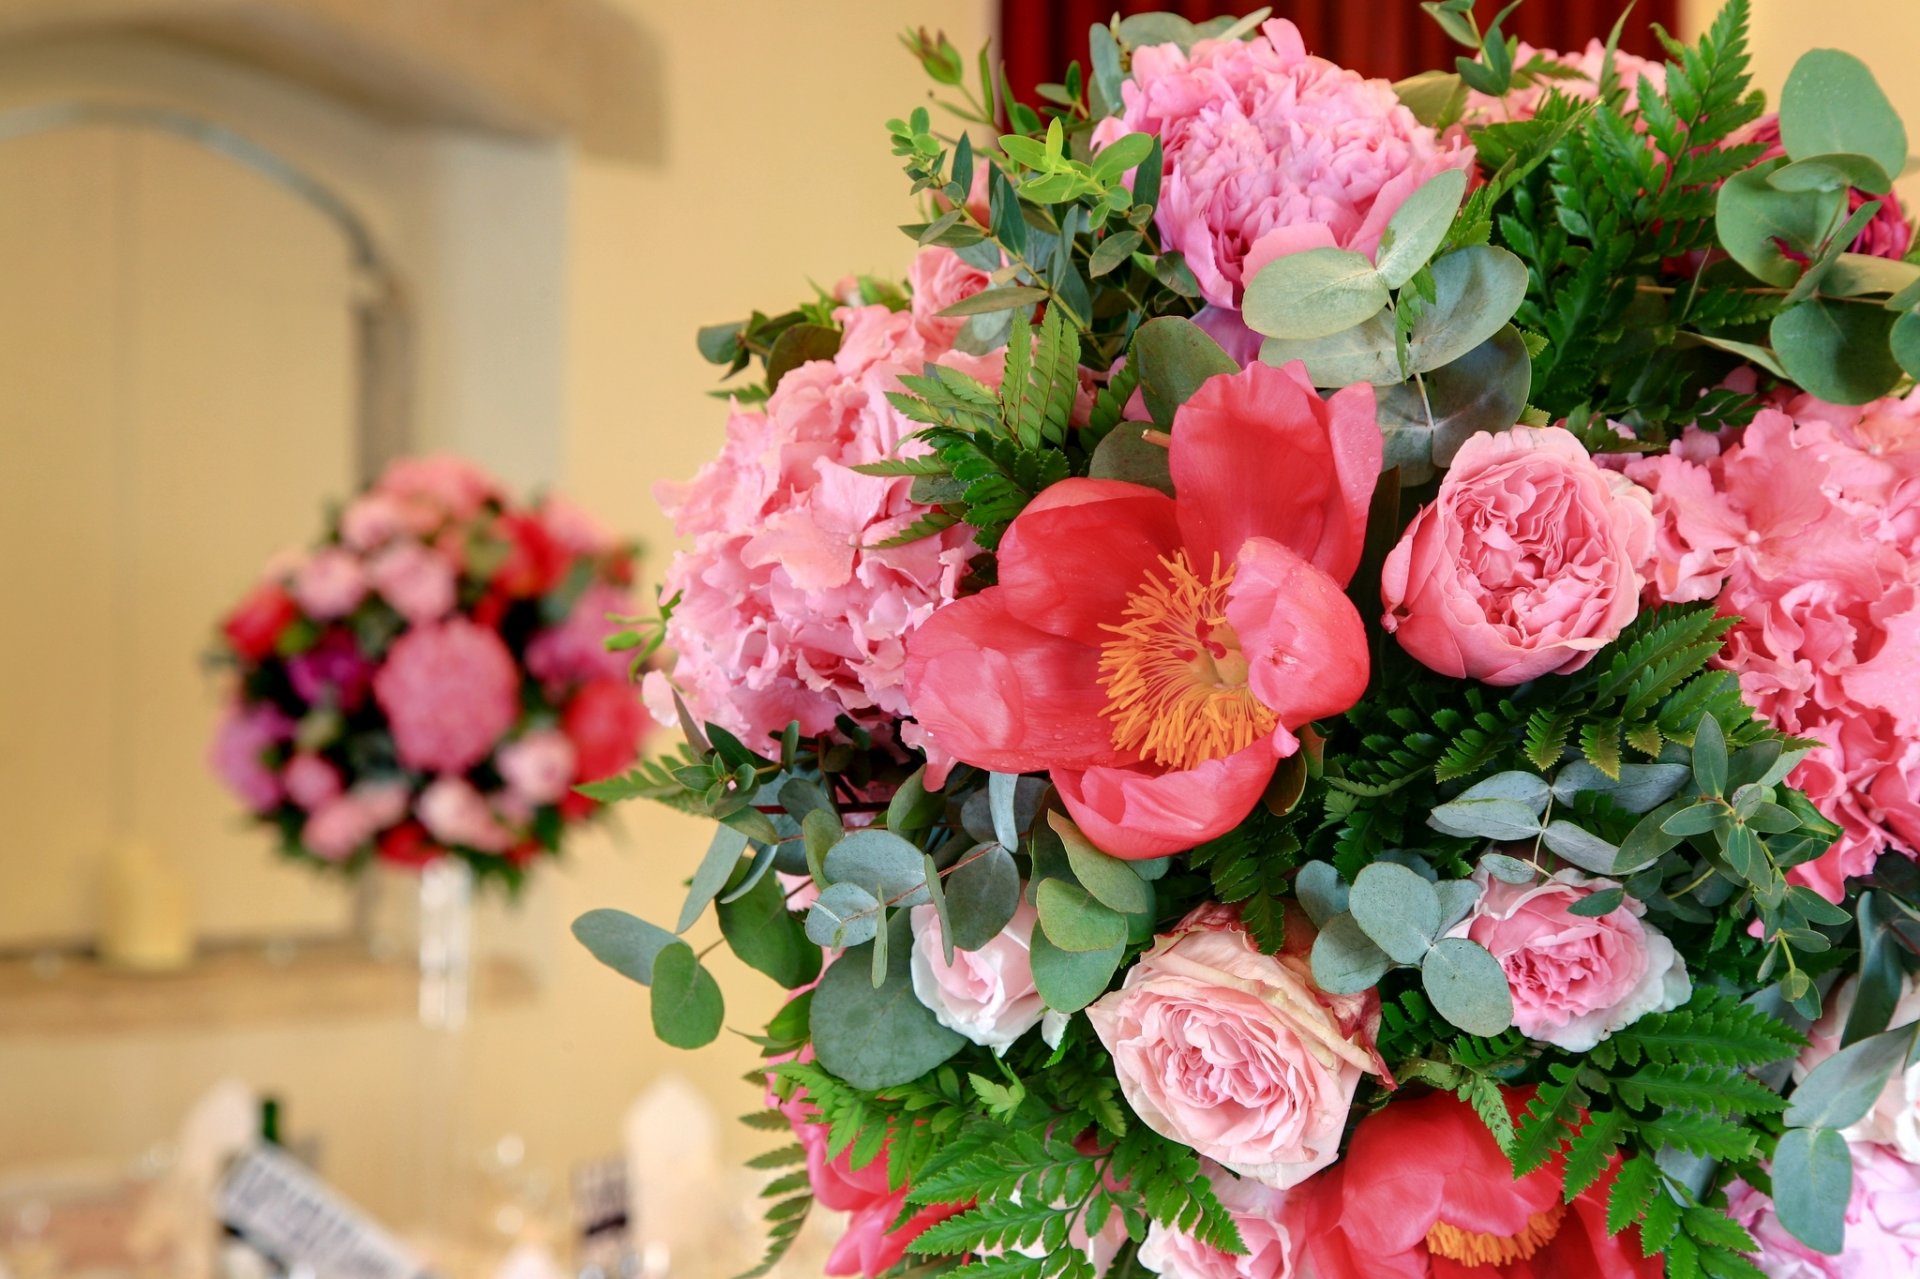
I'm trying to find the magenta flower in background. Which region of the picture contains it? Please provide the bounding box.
[286,629,375,712]
[372,618,520,774]
[1743,115,1914,261]
[1091,19,1472,311]
[209,704,293,813]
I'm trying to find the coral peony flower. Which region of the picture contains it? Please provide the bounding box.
[644,303,987,749]
[526,584,635,690]
[1086,904,1385,1189]
[367,541,457,625]
[372,619,520,774]
[907,898,1066,1054]
[1288,1089,1661,1278]
[302,782,409,861]
[286,629,374,712]
[1742,116,1913,261]
[292,548,368,621]
[1092,19,1471,310]
[496,730,577,807]
[1139,1160,1298,1279]
[1382,426,1656,686]
[222,580,299,662]
[417,775,514,853]
[776,1090,966,1276]
[1728,1144,1920,1277]
[281,752,344,810]
[904,360,1377,856]
[1796,974,1920,1163]
[907,245,993,346]
[1451,867,1690,1052]
[563,677,648,783]
[209,704,293,812]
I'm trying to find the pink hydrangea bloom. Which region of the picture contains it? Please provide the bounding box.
[282,753,344,810]
[1464,39,1668,123]
[497,730,577,806]
[372,619,521,774]
[1625,395,1920,898]
[1728,1144,1920,1276]
[526,583,635,690]
[292,548,367,620]
[417,775,514,853]
[643,302,988,750]
[209,704,293,812]
[302,782,409,861]
[367,541,458,625]
[1091,19,1472,310]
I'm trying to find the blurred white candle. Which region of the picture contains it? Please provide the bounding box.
[99,838,195,971]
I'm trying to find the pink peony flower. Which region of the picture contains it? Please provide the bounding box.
[1742,115,1914,261]
[417,775,514,853]
[644,302,988,750]
[302,782,409,861]
[374,454,499,530]
[209,704,293,812]
[1728,1145,1920,1277]
[1450,867,1690,1052]
[1382,426,1657,685]
[907,898,1066,1054]
[496,731,577,807]
[286,629,374,711]
[1796,975,1920,1164]
[339,493,409,551]
[904,361,1378,857]
[367,541,458,625]
[281,753,343,810]
[907,245,992,345]
[526,584,635,690]
[1464,39,1668,124]
[292,548,368,620]
[372,619,520,774]
[1086,904,1385,1189]
[1139,1161,1298,1279]
[1624,396,1920,898]
[1092,19,1472,310]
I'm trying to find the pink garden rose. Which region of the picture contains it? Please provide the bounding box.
[1464,39,1668,123]
[496,731,577,807]
[1728,1144,1920,1276]
[1139,1161,1297,1279]
[1382,426,1656,685]
[1796,975,1920,1163]
[374,454,499,529]
[417,775,514,853]
[340,492,409,551]
[907,245,992,346]
[1093,19,1471,310]
[302,782,409,861]
[904,361,1378,857]
[367,541,457,625]
[643,302,990,750]
[209,705,292,812]
[1086,904,1384,1188]
[281,753,343,810]
[1450,867,1690,1052]
[1623,397,1920,898]
[372,619,520,774]
[908,898,1066,1054]
[292,548,367,620]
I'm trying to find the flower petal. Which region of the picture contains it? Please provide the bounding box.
[1170,361,1382,585]
[1053,743,1278,858]
[996,478,1182,644]
[1228,536,1371,728]
[903,593,1131,774]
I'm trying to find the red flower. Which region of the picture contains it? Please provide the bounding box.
[376,821,443,869]
[563,677,648,782]
[223,581,300,662]
[902,361,1378,857]
[492,512,571,599]
[1287,1090,1661,1279]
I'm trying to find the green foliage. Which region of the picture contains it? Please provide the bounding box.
[1187,805,1300,953]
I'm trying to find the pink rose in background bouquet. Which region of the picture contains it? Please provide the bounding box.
[209,455,649,884]
[1464,38,1669,123]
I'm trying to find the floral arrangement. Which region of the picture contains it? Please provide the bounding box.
[576,5,1920,1276]
[210,455,650,888]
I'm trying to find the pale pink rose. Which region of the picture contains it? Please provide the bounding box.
[1450,867,1690,1052]
[1381,426,1656,685]
[372,619,520,773]
[907,246,993,345]
[292,548,367,620]
[908,899,1067,1054]
[302,782,408,861]
[367,541,457,625]
[209,704,293,812]
[1464,39,1668,124]
[496,731,577,807]
[1796,975,1920,1163]
[646,303,991,747]
[281,753,343,810]
[1086,904,1384,1189]
[1140,1161,1297,1279]
[1728,1144,1920,1277]
[340,493,409,551]
[374,454,499,529]
[417,775,514,853]
[1091,19,1472,310]
[526,583,634,690]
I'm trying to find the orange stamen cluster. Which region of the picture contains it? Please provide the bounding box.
[1424,1204,1568,1267]
[1096,550,1277,770]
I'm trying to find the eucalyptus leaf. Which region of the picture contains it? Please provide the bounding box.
[1844,894,1904,1046]
[1773,296,1904,406]
[1771,1126,1852,1256]
[1295,861,1349,928]
[678,824,750,933]
[1717,165,1846,287]
[1087,425,1174,495]
[1406,246,1530,375]
[718,865,820,989]
[1394,70,1468,128]
[811,914,965,1088]
[801,808,841,888]
[1479,853,1537,885]
[764,324,842,392]
[1422,937,1516,1036]
[945,843,1022,950]
[1050,813,1152,915]
[1375,325,1531,482]
[1892,309,1920,381]
[1260,312,1401,387]
[1349,862,1443,964]
[938,285,1049,318]
[823,829,931,908]
[1435,879,1481,934]
[717,839,778,904]
[1375,168,1470,288]
[1429,796,1545,841]
[1780,49,1908,180]
[572,909,677,987]
[1035,877,1127,953]
[1541,821,1622,875]
[1785,1026,1914,1129]
[1693,713,1729,796]
[1243,248,1390,340]
[1455,771,1553,811]
[1768,153,1893,196]
[1133,316,1239,428]
[1310,913,1393,995]
[1567,886,1627,918]
[805,882,881,949]
[1088,22,1125,119]
[649,942,725,1050]
[1030,927,1125,1013]
[1552,761,1691,814]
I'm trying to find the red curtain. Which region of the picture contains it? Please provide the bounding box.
[1000,0,1681,112]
